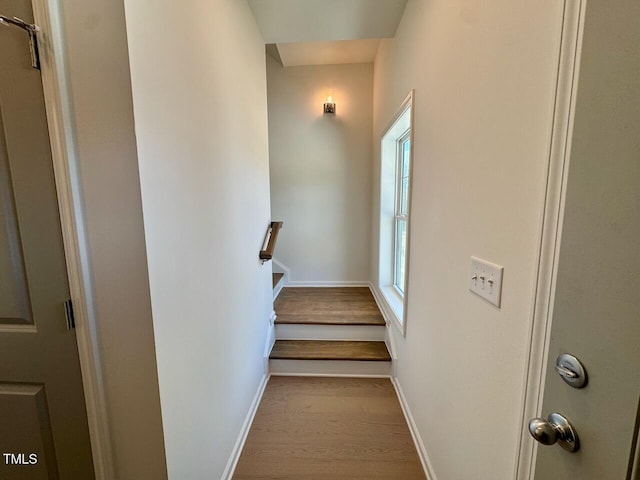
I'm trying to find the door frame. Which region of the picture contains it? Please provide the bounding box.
[514,1,586,479]
[28,0,115,477]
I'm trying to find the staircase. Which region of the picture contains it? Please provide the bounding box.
[272,272,285,299]
[268,284,391,376]
[272,272,284,288]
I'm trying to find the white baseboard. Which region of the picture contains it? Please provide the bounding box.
[221,373,270,480]
[286,281,370,287]
[271,372,391,378]
[390,377,438,480]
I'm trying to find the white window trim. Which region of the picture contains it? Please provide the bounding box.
[378,91,415,336]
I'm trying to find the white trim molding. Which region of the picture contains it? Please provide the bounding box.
[286,281,370,287]
[391,377,438,480]
[271,257,290,277]
[221,374,270,480]
[368,283,393,327]
[368,283,399,377]
[514,1,586,479]
[377,90,415,338]
[273,277,285,299]
[33,0,115,477]
[271,257,288,299]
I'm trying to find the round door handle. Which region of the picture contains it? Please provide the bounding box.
[529,418,558,445]
[528,412,580,452]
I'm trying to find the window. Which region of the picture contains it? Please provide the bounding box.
[394,133,411,294]
[378,92,413,334]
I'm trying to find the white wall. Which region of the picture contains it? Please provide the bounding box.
[56,0,168,477]
[267,57,373,283]
[372,1,565,478]
[123,0,273,477]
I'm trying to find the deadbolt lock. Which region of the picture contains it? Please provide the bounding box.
[555,353,587,388]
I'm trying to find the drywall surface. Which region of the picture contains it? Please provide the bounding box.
[57,0,168,477]
[371,0,564,478]
[123,0,273,477]
[267,58,373,283]
[248,0,407,43]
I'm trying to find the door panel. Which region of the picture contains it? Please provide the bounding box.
[533,0,640,478]
[0,383,58,479]
[0,0,95,478]
[0,104,32,325]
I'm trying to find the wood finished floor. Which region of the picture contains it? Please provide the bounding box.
[274,287,386,326]
[270,340,391,361]
[233,377,425,480]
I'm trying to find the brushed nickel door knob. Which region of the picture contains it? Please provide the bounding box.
[529,418,558,445]
[528,412,580,452]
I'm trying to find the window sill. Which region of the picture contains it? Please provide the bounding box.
[380,285,404,333]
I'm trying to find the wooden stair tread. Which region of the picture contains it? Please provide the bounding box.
[270,340,391,361]
[274,287,386,326]
[272,272,284,288]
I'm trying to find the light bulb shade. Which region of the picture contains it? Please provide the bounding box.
[323,98,336,114]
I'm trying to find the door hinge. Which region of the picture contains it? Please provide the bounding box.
[0,15,41,70]
[64,299,76,330]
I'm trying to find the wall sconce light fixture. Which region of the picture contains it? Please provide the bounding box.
[323,95,336,115]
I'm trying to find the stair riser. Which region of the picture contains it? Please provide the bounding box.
[275,324,385,341]
[269,359,391,377]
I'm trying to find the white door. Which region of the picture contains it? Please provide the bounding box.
[0,1,94,478]
[532,0,640,478]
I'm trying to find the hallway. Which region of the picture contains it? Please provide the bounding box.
[30,0,639,477]
[233,376,425,479]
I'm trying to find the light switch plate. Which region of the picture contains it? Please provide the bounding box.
[469,257,504,307]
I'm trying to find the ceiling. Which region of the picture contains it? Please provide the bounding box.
[275,39,380,67]
[248,0,408,66]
